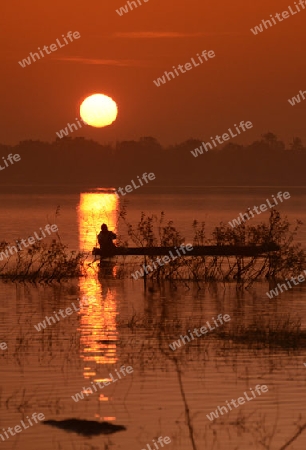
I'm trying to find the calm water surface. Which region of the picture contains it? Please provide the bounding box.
[1,187,306,450]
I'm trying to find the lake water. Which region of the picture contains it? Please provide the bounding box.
[1,187,306,450]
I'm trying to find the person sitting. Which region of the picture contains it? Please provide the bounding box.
[97,224,117,257]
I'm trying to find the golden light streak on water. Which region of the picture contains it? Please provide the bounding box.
[78,191,118,252]
[77,191,119,391]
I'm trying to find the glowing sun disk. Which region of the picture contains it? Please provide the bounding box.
[80,94,118,128]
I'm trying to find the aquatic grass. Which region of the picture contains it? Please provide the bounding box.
[226,315,306,349]
[116,207,306,283]
[0,239,88,282]
[117,311,306,351]
[0,206,304,283]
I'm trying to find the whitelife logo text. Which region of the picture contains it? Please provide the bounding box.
[0,153,21,171]
[115,172,156,198]
[33,296,93,332]
[0,224,58,262]
[71,365,133,402]
[116,0,149,16]
[0,413,45,442]
[153,50,215,87]
[18,31,81,68]
[169,314,231,351]
[190,121,253,158]
[250,1,306,35]
[131,244,193,280]
[228,191,291,228]
[206,385,269,421]
[288,89,306,106]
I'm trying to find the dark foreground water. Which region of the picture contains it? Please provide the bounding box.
[1,275,306,450]
[1,187,306,449]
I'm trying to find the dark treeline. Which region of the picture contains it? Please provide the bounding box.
[0,133,305,188]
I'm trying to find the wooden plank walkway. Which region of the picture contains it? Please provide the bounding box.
[92,243,280,258]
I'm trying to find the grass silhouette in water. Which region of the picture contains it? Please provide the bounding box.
[42,418,126,436]
[1,207,303,282]
[116,207,306,283]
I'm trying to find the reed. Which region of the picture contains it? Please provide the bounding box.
[117,311,306,350]
[0,239,87,282]
[225,314,306,349]
[0,206,304,282]
[117,207,306,283]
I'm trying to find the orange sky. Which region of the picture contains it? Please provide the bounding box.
[1,0,305,145]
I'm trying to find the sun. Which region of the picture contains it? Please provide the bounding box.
[80,94,118,128]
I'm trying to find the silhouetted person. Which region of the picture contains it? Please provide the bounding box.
[97,224,116,257]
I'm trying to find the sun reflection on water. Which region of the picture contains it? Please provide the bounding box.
[78,191,117,252]
[77,191,119,393]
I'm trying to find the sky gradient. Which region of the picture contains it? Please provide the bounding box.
[1,0,306,145]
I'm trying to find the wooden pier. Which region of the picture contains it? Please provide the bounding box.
[92,243,280,259]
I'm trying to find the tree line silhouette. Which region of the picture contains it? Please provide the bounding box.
[0,133,305,189]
